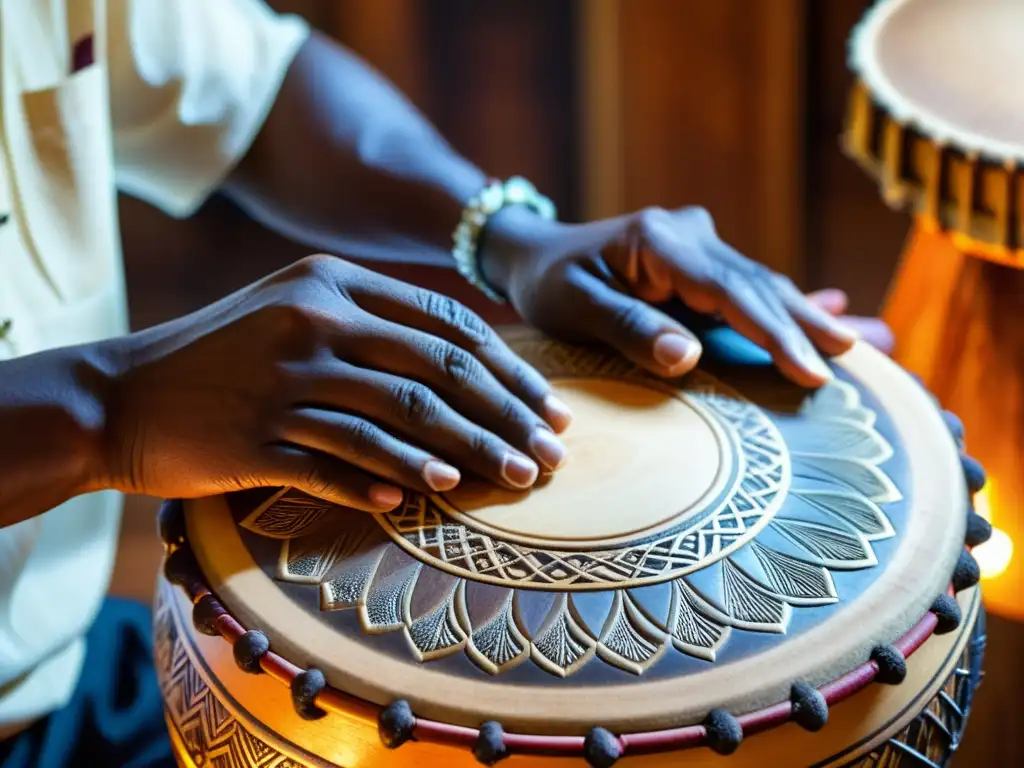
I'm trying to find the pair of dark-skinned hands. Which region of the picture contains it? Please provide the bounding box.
[100,206,892,512]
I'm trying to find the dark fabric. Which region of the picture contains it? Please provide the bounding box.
[0,599,174,768]
[71,34,95,73]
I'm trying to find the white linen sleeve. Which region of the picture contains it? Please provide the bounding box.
[107,0,310,218]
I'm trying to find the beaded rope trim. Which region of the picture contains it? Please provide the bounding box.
[158,404,988,767]
[451,176,557,303]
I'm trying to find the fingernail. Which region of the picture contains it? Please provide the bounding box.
[422,460,461,492]
[653,333,700,371]
[529,428,568,470]
[805,354,834,382]
[501,452,539,488]
[830,318,861,343]
[369,484,404,509]
[809,288,847,313]
[543,394,573,432]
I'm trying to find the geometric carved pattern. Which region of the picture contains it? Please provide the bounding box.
[378,376,788,589]
[844,612,986,767]
[239,488,332,541]
[239,339,903,678]
[380,376,786,593]
[154,587,306,768]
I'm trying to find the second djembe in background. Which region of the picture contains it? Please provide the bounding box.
[844,0,1024,620]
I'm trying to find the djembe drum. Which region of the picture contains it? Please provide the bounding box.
[844,0,1024,616]
[154,326,989,767]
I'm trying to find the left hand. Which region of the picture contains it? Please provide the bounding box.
[482,206,870,387]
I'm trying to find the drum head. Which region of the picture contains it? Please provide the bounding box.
[185,327,966,735]
[850,0,1024,161]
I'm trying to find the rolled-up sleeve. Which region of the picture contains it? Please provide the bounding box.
[107,0,309,218]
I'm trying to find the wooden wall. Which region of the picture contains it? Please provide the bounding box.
[611,0,806,278]
[111,2,1021,763]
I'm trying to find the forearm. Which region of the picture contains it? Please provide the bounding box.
[0,345,113,528]
[224,32,486,267]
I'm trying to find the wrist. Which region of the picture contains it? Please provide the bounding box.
[452,177,559,301]
[0,342,121,523]
[65,341,125,495]
[478,204,566,295]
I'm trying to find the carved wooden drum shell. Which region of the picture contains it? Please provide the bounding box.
[843,0,1024,266]
[155,327,988,767]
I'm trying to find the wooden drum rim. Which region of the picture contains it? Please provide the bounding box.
[177,341,968,739]
[156,568,980,764]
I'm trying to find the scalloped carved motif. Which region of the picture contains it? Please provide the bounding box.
[240,339,902,678]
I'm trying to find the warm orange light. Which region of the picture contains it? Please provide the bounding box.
[973,484,994,522]
[968,481,1024,620]
[970,484,1013,579]
[975,527,1014,581]
[880,221,1024,621]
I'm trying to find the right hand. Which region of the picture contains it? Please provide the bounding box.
[97,255,573,512]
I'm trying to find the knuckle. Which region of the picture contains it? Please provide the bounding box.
[719,265,754,297]
[740,257,772,280]
[679,206,714,230]
[612,300,650,336]
[459,310,491,347]
[510,363,538,399]
[418,291,461,325]
[435,343,481,387]
[390,382,440,425]
[345,418,382,462]
[635,206,669,239]
[497,395,525,429]
[468,429,497,459]
[764,318,805,351]
[294,253,336,280]
[297,464,334,499]
[771,272,797,293]
[419,292,490,345]
[684,256,721,291]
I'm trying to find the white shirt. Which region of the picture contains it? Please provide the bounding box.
[0,0,308,735]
